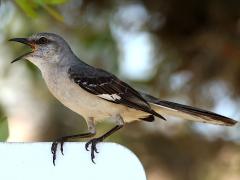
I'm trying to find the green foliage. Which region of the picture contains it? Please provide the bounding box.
[15,0,37,18]
[0,117,8,141]
[37,0,67,5]
[14,0,68,21]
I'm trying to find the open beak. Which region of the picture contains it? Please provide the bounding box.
[9,38,34,63]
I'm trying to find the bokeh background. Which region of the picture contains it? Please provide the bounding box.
[1,0,240,179]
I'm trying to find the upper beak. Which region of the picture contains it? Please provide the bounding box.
[9,38,31,46]
[9,38,34,63]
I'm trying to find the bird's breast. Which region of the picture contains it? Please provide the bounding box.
[41,67,125,121]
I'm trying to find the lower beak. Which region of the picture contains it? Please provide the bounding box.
[9,38,34,63]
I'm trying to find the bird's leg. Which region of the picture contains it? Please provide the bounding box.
[51,132,95,166]
[85,115,124,163]
[51,117,96,166]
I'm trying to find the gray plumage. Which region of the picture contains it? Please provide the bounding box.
[10,32,237,165]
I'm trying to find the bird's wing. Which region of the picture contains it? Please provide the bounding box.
[68,64,165,120]
[141,92,237,126]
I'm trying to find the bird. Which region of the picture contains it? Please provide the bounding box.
[9,32,238,165]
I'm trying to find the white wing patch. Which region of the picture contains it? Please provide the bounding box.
[98,94,121,101]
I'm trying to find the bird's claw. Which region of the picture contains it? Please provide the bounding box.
[85,138,101,163]
[51,138,65,166]
[51,142,57,166]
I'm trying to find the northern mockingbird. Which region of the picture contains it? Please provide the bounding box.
[9,32,237,165]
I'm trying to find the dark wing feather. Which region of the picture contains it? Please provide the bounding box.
[68,65,165,120]
[140,115,155,122]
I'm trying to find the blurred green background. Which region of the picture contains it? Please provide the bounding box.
[0,0,240,179]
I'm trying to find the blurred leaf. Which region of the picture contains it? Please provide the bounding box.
[33,0,68,5]
[15,0,37,18]
[41,0,68,5]
[15,0,65,21]
[41,4,64,22]
[0,117,8,141]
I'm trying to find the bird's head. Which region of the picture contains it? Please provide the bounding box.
[9,32,72,66]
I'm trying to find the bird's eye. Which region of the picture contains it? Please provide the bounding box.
[37,37,48,44]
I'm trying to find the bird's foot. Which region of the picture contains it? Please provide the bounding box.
[85,137,102,163]
[51,138,65,166]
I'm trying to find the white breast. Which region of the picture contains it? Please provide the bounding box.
[40,66,123,121]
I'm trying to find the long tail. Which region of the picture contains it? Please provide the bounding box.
[141,93,238,126]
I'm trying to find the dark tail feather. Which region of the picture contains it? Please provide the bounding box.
[141,93,237,126]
